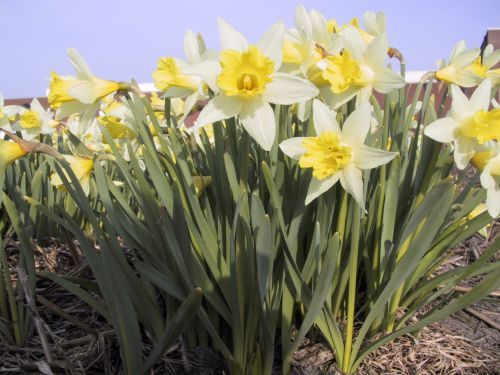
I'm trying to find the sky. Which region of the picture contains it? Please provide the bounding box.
[1,0,499,99]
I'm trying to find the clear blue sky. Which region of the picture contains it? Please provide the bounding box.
[1,0,498,98]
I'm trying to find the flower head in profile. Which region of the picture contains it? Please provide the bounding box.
[48,49,126,126]
[435,41,481,87]
[192,18,319,151]
[478,150,500,217]
[424,79,497,169]
[50,155,94,196]
[280,100,396,207]
[465,44,500,87]
[0,139,28,188]
[8,98,57,140]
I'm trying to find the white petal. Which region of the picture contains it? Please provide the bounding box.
[355,145,397,169]
[179,92,200,125]
[279,137,306,160]
[324,86,358,109]
[67,48,93,80]
[30,98,46,114]
[218,18,248,52]
[182,60,221,93]
[480,167,496,190]
[294,5,312,41]
[424,117,458,143]
[312,99,340,134]
[372,68,405,93]
[257,21,285,68]
[342,26,366,62]
[297,100,312,122]
[193,95,242,130]
[483,49,500,69]
[56,101,92,120]
[469,79,492,112]
[263,73,319,105]
[339,164,365,209]
[449,41,466,61]
[240,100,276,151]
[450,85,470,119]
[454,137,475,169]
[355,85,373,106]
[364,11,385,36]
[184,30,201,64]
[452,48,480,68]
[305,174,339,205]
[364,33,388,68]
[310,9,328,43]
[67,81,96,104]
[341,102,371,147]
[486,184,500,218]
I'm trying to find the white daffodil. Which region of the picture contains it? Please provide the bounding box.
[48,48,126,134]
[477,150,500,217]
[327,11,386,45]
[424,79,498,169]
[279,6,343,121]
[279,99,396,207]
[317,26,405,109]
[0,94,10,129]
[435,41,481,87]
[281,5,342,74]
[153,31,218,126]
[192,18,319,151]
[466,44,500,87]
[9,98,56,140]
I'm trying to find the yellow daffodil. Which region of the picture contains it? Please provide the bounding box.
[0,139,28,187]
[435,41,481,87]
[281,6,342,72]
[465,44,500,86]
[317,27,405,108]
[153,57,201,95]
[48,48,124,125]
[9,98,55,140]
[478,151,500,217]
[192,175,213,197]
[192,18,318,150]
[0,140,28,170]
[50,155,94,196]
[424,79,497,169]
[97,116,137,140]
[280,100,396,207]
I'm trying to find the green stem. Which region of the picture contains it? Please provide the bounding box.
[342,203,361,374]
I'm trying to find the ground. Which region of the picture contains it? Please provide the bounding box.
[0,226,498,374]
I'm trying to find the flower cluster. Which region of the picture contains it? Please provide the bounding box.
[0,5,499,216]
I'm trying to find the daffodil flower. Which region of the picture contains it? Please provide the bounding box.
[435,41,481,87]
[328,11,386,45]
[466,44,500,87]
[50,155,94,196]
[317,26,405,109]
[0,94,10,129]
[8,98,56,140]
[153,31,218,126]
[477,150,500,217]
[279,100,396,207]
[281,5,342,74]
[424,79,498,169]
[48,48,125,127]
[0,139,28,188]
[192,18,319,151]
